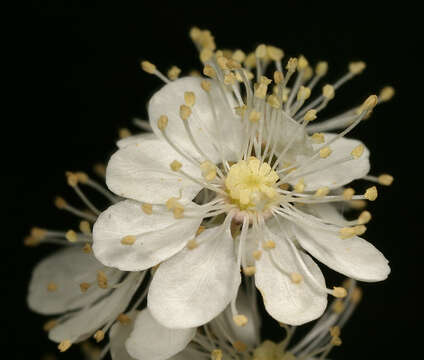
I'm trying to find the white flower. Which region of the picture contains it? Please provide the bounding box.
[93,27,392,330]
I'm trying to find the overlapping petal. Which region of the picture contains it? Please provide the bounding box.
[148,224,241,329]
[93,200,202,271]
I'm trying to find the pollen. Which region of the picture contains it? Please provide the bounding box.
[184,92,196,107]
[297,86,311,101]
[93,330,105,343]
[179,104,192,120]
[233,314,248,327]
[351,144,365,159]
[170,160,182,172]
[121,235,136,245]
[117,313,132,324]
[311,133,325,144]
[379,86,395,102]
[339,227,356,239]
[378,174,394,186]
[203,64,216,78]
[58,340,72,352]
[225,157,279,209]
[322,84,335,100]
[304,109,317,123]
[141,61,156,74]
[364,186,378,201]
[65,230,77,243]
[267,45,284,61]
[273,70,284,84]
[316,61,328,76]
[290,272,303,284]
[348,61,366,75]
[319,146,332,158]
[79,221,91,235]
[332,286,348,298]
[200,80,211,92]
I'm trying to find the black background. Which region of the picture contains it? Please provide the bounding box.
[3,1,421,359]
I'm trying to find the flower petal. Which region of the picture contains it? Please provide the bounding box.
[49,273,143,343]
[93,200,202,271]
[255,224,327,326]
[290,134,370,191]
[148,77,243,163]
[107,137,202,204]
[148,224,241,328]
[27,246,119,315]
[292,220,390,282]
[125,309,196,360]
[109,313,137,360]
[117,132,157,149]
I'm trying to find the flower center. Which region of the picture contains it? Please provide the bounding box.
[225,157,279,211]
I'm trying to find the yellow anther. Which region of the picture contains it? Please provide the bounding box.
[233,314,248,327]
[362,95,378,111]
[24,236,39,247]
[47,282,57,292]
[216,56,228,70]
[351,287,363,304]
[343,188,355,200]
[79,221,91,235]
[157,115,168,131]
[179,104,192,121]
[255,44,267,58]
[253,250,262,260]
[58,340,72,352]
[80,282,91,293]
[254,83,268,99]
[297,86,311,101]
[262,240,276,250]
[31,227,47,240]
[267,94,280,108]
[121,235,136,245]
[200,161,217,181]
[247,109,259,122]
[349,61,366,75]
[211,349,223,360]
[319,146,332,158]
[141,203,153,215]
[330,326,341,337]
[314,187,330,197]
[235,105,247,117]
[354,225,367,236]
[233,341,247,353]
[378,174,394,186]
[83,243,92,254]
[379,86,395,102]
[117,313,131,325]
[66,171,78,187]
[322,84,335,100]
[186,239,198,250]
[173,207,184,219]
[196,226,205,236]
[189,69,201,77]
[315,61,328,76]
[232,49,246,63]
[43,319,58,332]
[97,270,108,289]
[358,210,372,225]
[332,299,345,314]
[167,66,181,80]
[224,72,237,85]
[351,144,365,159]
[75,172,88,184]
[286,57,298,72]
[170,160,182,172]
[65,230,77,243]
[333,286,348,298]
[339,227,356,239]
[259,76,272,85]
[203,64,216,78]
[350,199,367,210]
[93,163,106,177]
[302,66,313,81]
[304,109,317,123]
[243,266,256,276]
[364,186,378,201]
[93,330,105,343]
[119,128,131,139]
[267,45,284,61]
[201,80,211,92]
[311,132,325,144]
[200,48,213,63]
[290,272,303,284]
[140,61,156,74]
[189,27,201,41]
[331,336,342,346]
[227,59,241,70]
[294,179,305,193]
[184,92,196,107]
[244,52,256,69]
[273,70,284,84]
[297,55,309,70]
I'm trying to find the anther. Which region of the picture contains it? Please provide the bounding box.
[157,115,168,130]
[233,341,247,352]
[255,44,267,59]
[119,128,131,139]
[58,340,72,352]
[167,66,181,80]
[140,61,156,74]
[65,230,77,243]
[262,240,276,250]
[304,109,317,123]
[286,57,298,72]
[297,86,311,101]
[200,80,211,92]
[66,172,79,187]
[121,235,136,245]
[97,270,108,289]
[79,221,91,235]
[117,313,132,325]
[31,227,47,240]
[348,61,366,75]
[180,104,192,120]
[379,86,395,102]
[93,330,105,343]
[232,49,246,63]
[224,72,237,85]
[211,349,223,360]
[267,45,284,61]
[311,133,325,144]
[332,286,348,298]
[297,55,309,70]
[249,110,261,123]
[330,326,341,338]
[343,188,355,200]
[290,272,303,284]
[351,144,364,159]
[243,266,256,276]
[339,227,356,239]
[314,187,329,197]
[254,83,268,99]
[170,160,182,172]
[332,300,345,314]
[43,319,58,332]
[315,61,328,76]
[274,70,284,84]
[203,64,216,78]
[83,243,92,253]
[93,163,106,177]
[200,48,213,63]
[319,146,332,158]
[233,314,248,327]
[184,92,196,107]
[364,186,378,201]
[294,179,305,193]
[322,84,335,100]
[186,239,198,250]
[200,161,217,181]
[378,174,394,186]
[362,95,378,110]
[141,203,153,215]
[267,94,280,108]
[253,250,262,260]
[80,282,91,293]
[352,287,363,304]
[47,282,57,292]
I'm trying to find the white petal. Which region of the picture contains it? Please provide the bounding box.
[109,313,137,360]
[255,225,327,326]
[168,348,199,360]
[49,273,143,343]
[291,134,370,191]
[106,137,202,204]
[148,225,241,328]
[125,309,196,360]
[27,246,118,315]
[148,77,243,163]
[117,133,157,148]
[93,200,202,271]
[292,221,390,282]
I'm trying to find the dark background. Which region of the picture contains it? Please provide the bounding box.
[3,1,421,359]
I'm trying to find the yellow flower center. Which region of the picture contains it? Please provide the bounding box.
[225,157,279,210]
